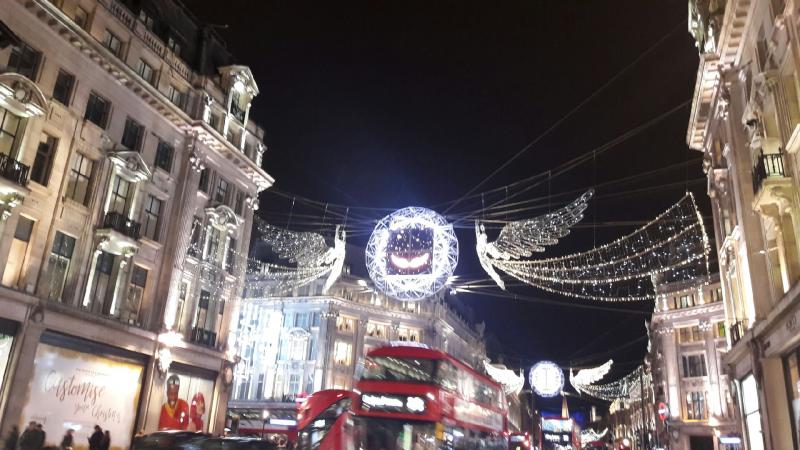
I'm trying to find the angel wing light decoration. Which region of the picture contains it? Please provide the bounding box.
[476,190,594,290]
[252,223,347,294]
[570,359,613,394]
[483,361,525,396]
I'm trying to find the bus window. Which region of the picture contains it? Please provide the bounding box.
[362,356,435,382]
[297,398,351,450]
[435,360,458,391]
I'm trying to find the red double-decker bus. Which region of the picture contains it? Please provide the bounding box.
[295,390,353,450]
[346,345,508,450]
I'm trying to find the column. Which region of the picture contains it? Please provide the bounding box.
[661,328,681,421]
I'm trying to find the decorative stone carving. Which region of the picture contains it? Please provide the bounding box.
[0,192,24,221]
[189,149,206,173]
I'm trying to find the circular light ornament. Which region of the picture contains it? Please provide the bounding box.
[529,361,564,398]
[365,207,458,301]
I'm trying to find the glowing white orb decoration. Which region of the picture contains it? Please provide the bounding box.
[365,207,458,301]
[529,361,564,398]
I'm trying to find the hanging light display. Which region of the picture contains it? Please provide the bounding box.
[477,193,709,301]
[365,207,458,301]
[484,361,525,396]
[569,359,613,390]
[249,223,347,294]
[476,190,594,290]
[571,364,649,402]
[529,360,564,398]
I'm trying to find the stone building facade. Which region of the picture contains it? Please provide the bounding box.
[688,0,800,448]
[649,276,741,449]
[0,0,272,446]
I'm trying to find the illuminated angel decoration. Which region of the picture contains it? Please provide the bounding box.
[483,361,525,396]
[570,359,613,394]
[252,224,347,294]
[476,192,710,301]
[476,190,594,290]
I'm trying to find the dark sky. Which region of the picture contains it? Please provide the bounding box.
[190,0,705,415]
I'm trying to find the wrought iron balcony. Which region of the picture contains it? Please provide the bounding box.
[102,211,141,240]
[0,153,30,187]
[752,150,786,194]
[190,326,217,348]
[729,319,749,345]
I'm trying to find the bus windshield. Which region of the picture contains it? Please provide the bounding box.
[362,356,436,383]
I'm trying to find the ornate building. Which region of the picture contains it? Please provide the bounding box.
[688,0,800,448]
[649,276,741,449]
[0,0,271,446]
[227,267,487,434]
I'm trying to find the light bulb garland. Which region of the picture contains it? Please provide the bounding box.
[478,193,710,301]
[571,364,650,402]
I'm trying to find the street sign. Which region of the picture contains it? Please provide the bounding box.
[657,402,669,422]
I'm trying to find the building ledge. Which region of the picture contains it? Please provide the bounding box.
[752,176,794,212]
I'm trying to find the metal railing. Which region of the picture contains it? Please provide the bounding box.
[190,326,217,348]
[0,153,30,186]
[101,211,141,240]
[752,149,786,193]
[729,319,749,345]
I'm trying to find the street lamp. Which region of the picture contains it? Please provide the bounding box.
[261,410,270,439]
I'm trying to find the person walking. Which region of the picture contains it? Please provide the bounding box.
[18,423,36,450]
[33,424,45,450]
[87,427,103,450]
[99,431,110,450]
[59,430,73,450]
[4,426,19,450]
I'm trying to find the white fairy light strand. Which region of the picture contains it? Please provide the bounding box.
[480,193,709,301]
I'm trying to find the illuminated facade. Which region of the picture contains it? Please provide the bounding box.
[0,0,271,443]
[228,268,486,419]
[649,276,741,449]
[688,0,800,448]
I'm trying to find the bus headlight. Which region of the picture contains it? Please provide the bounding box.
[405,396,426,413]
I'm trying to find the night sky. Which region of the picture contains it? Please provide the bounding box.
[190,0,705,415]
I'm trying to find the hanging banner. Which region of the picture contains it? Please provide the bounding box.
[158,371,215,432]
[21,343,144,450]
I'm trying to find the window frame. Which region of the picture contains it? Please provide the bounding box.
[84,91,111,129]
[65,153,94,205]
[103,29,123,57]
[154,139,174,173]
[8,41,42,80]
[0,106,24,157]
[136,59,156,85]
[141,194,163,242]
[121,117,145,151]
[52,69,76,106]
[30,134,58,186]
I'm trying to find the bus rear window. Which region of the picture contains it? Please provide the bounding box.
[362,356,435,383]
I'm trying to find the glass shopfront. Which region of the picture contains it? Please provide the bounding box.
[785,349,800,449]
[21,334,145,450]
[741,375,765,450]
[157,365,216,432]
[0,319,18,399]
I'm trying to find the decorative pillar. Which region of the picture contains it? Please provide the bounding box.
[82,237,109,309]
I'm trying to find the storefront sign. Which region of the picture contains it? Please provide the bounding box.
[21,343,143,450]
[158,371,214,432]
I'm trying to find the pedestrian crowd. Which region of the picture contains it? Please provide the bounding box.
[3,423,110,450]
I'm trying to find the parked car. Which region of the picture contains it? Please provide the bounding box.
[132,431,207,450]
[178,436,280,450]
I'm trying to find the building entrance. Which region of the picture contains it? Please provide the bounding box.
[690,435,714,450]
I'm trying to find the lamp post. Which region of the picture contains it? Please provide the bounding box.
[261,410,269,440]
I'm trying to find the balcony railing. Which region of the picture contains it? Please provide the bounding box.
[0,153,30,187]
[730,319,749,345]
[101,211,141,240]
[190,327,217,348]
[752,149,786,193]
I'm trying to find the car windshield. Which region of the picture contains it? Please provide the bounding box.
[361,356,435,383]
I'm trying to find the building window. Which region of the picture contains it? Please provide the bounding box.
[685,392,706,420]
[2,217,34,287]
[289,337,307,361]
[308,335,317,360]
[333,341,352,366]
[742,375,765,450]
[215,178,228,204]
[198,168,210,193]
[154,140,173,173]
[73,7,89,29]
[66,153,94,205]
[715,321,726,338]
[288,373,301,395]
[89,251,116,315]
[0,106,23,156]
[121,266,146,323]
[682,354,708,378]
[103,29,123,57]
[136,59,155,85]
[52,69,75,105]
[225,238,236,273]
[167,35,182,57]
[42,232,76,302]
[205,228,222,264]
[121,117,144,151]
[175,281,189,331]
[141,195,163,241]
[84,92,111,129]
[366,322,387,338]
[336,316,355,334]
[234,191,245,216]
[256,373,265,399]
[167,85,185,109]
[678,325,702,344]
[30,134,57,186]
[398,327,420,342]
[188,218,203,257]
[138,9,155,30]
[230,90,246,122]
[108,175,131,215]
[8,41,42,80]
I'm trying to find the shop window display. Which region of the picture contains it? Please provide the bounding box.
[158,371,215,432]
